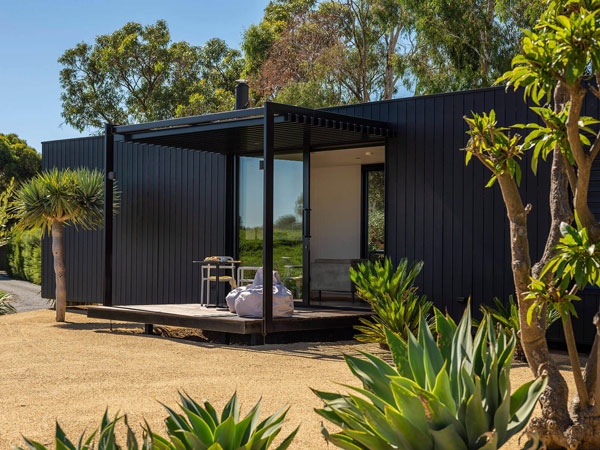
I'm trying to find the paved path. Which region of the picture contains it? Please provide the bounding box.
[0,271,48,313]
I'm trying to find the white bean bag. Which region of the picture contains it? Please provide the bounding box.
[226,269,294,318]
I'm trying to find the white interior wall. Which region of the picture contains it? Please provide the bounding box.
[310,164,362,260]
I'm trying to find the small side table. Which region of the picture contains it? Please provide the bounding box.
[193,259,241,308]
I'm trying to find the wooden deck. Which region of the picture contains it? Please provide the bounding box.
[87,304,372,335]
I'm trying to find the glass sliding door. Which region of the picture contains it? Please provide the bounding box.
[238,153,304,298]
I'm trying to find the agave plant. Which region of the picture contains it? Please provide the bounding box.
[313,307,547,450]
[14,410,137,450]
[479,296,560,361]
[15,392,298,450]
[350,257,432,345]
[151,391,298,450]
[0,291,16,315]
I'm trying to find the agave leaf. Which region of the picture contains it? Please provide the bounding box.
[475,431,499,450]
[326,433,369,450]
[418,314,444,377]
[407,331,426,388]
[389,380,429,434]
[343,429,395,450]
[465,378,489,447]
[433,362,456,412]
[434,308,456,361]
[272,426,300,450]
[384,327,411,377]
[179,406,214,446]
[506,377,547,442]
[384,406,433,450]
[214,416,235,449]
[493,369,511,446]
[429,424,468,450]
[351,395,411,448]
[343,354,394,404]
[181,430,208,450]
[17,439,50,450]
[221,392,240,423]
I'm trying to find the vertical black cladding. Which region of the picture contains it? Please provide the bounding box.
[328,86,600,346]
[41,138,227,305]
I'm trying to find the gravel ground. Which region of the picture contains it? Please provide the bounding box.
[0,271,48,313]
[0,309,577,449]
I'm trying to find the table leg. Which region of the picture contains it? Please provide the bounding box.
[216,264,221,307]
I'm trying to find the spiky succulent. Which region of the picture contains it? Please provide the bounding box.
[313,307,547,450]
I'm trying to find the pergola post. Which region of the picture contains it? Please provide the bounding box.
[103,123,114,307]
[262,103,275,336]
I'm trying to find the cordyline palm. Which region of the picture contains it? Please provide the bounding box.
[12,168,113,322]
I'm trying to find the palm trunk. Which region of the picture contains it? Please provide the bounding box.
[52,219,66,322]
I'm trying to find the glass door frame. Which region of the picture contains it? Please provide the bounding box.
[361,163,385,260]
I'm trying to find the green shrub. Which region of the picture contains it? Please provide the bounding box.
[15,392,298,450]
[479,296,560,361]
[313,308,547,450]
[0,290,16,315]
[350,257,432,345]
[6,228,41,284]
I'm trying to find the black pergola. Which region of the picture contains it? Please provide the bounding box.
[102,102,392,337]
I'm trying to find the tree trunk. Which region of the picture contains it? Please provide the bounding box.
[52,219,66,322]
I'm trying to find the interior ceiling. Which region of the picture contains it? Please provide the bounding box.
[275,146,385,166]
[311,146,385,167]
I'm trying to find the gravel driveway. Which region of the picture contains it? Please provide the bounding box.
[0,271,48,313]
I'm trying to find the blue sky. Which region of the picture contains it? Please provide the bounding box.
[0,0,269,152]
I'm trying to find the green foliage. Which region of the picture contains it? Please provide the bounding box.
[0,134,41,193]
[12,168,113,235]
[516,105,599,174]
[499,0,600,103]
[405,0,544,94]
[526,220,600,324]
[6,229,41,284]
[59,21,243,132]
[313,309,547,450]
[15,393,298,450]
[0,178,16,247]
[0,291,16,315]
[15,410,149,450]
[543,220,600,290]
[480,296,560,360]
[464,110,525,187]
[350,258,432,344]
[153,391,298,450]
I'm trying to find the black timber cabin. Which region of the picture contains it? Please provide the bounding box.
[41,83,600,345]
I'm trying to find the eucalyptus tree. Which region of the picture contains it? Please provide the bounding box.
[463,1,600,447]
[12,169,115,322]
[59,21,243,132]
[0,133,41,193]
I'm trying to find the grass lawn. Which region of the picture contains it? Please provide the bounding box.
[0,309,577,449]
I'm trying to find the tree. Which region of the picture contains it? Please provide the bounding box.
[12,169,115,322]
[59,21,243,132]
[463,1,600,447]
[244,0,410,106]
[0,179,15,247]
[175,39,244,116]
[404,0,545,94]
[0,134,41,193]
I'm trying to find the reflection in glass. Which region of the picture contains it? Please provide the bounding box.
[238,154,304,297]
[366,169,385,261]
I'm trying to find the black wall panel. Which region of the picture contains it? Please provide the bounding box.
[41,138,226,305]
[330,86,600,345]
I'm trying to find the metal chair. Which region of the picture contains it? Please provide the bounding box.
[237,266,261,286]
[201,256,238,305]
